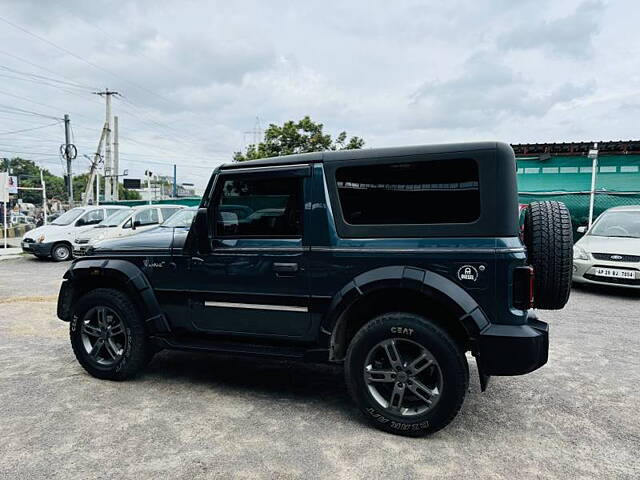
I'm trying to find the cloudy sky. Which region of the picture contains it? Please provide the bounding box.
[1,0,638,190]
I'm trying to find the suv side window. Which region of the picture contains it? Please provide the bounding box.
[335,159,480,225]
[215,176,302,237]
[106,208,122,218]
[79,209,104,226]
[160,207,180,222]
[134,208,159,226]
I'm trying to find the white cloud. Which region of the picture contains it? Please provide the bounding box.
[0,0,638,189]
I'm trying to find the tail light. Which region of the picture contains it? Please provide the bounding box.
[513,266,535,309]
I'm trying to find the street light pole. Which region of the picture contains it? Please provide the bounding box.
[588,142,599,228]
[40,168,47,225]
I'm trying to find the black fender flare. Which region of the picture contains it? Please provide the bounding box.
[57,258,170,333]
[322,265,489,348]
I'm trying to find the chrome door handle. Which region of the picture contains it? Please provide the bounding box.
[273,262,299,273]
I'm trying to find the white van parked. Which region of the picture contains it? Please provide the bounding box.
[21,206,130,261]
[73,204,184,256]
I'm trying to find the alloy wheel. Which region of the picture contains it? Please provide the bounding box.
[80,306,127,366]
[363,338,443,416]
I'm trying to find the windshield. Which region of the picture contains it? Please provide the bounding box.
[97,209,131,227]
[161,209,196,228]
[590,210,640,238]
[51,208,84,225]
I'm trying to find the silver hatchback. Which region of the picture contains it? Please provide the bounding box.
[573,206,640,289]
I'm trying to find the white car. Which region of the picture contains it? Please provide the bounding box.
[21,206,130,261]
[73,204,185,256]
[573,205,640,289]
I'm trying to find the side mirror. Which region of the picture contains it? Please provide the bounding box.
[133,220,141,230]
[75,218,86,226]
[577,226,587,234]
[194,207,211,254]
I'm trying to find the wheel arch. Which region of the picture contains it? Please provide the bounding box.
[323,266,489,361]
[57,258,170,333]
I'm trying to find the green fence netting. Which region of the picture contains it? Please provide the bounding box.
[518,191,640,239]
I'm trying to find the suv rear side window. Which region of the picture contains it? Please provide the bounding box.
[160,207,181,221]
[335,159,480,225]
[215,176,302,237]
[134,208,159,226]
[80,209,105,225]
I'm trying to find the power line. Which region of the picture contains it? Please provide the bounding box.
[0,90,97,123]
[0,65,95,91]
[0,72,105,109]
[0,48,100,90]
[116,95,211,147]
[0,103,60,120]
[119,155,218,170]
[0,14,179,108]
[0,146,61,156]
[0,121,62,135]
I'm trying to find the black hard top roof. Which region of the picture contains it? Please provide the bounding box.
[219,141,510,170]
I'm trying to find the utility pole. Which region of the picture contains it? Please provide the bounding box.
[83,123,109,205]
[173,164,177,198]
[40,168,47,225]
[113,115,119,201]
[145,170,152,205]
[94,89,118,202]
[63,114,75,207]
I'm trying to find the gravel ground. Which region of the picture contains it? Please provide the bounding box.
[0,255,639,479]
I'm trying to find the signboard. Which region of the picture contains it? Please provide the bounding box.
[123,178,141,189]
[8,176,17,194]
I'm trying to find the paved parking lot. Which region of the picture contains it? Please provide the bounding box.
[1,255,639,479]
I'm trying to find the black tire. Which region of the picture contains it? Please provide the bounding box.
[524,201,573,310]
[51,242,72,262]
[70,288,149,380]
[345,312,468,437]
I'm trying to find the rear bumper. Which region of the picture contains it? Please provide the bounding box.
[476,311,548,376]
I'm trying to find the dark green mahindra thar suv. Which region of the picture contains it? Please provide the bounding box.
[57,142,573,436]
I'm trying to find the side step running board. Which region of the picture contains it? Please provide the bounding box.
[150,335,308,360]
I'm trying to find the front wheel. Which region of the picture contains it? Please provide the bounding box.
[51,242,72,261]
[70,288,150,380]
[345,312,468,437]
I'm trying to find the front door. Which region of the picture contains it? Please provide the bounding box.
[189,166,312,338]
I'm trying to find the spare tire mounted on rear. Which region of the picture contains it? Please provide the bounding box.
[524,201,573,310]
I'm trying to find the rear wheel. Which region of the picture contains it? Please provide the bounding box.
[345,312,468,436]
[51,242,72,262]
[524,201,573,309]
[70,288,149,380]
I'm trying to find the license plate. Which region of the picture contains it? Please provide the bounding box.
[21,242,30,250]
[594,267,636,279]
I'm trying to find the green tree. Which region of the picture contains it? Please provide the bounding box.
[72,173,141,202]
[0,157,67,203]
[233,116,365,162]
[119,183,141,200]
[72,173,90,203]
